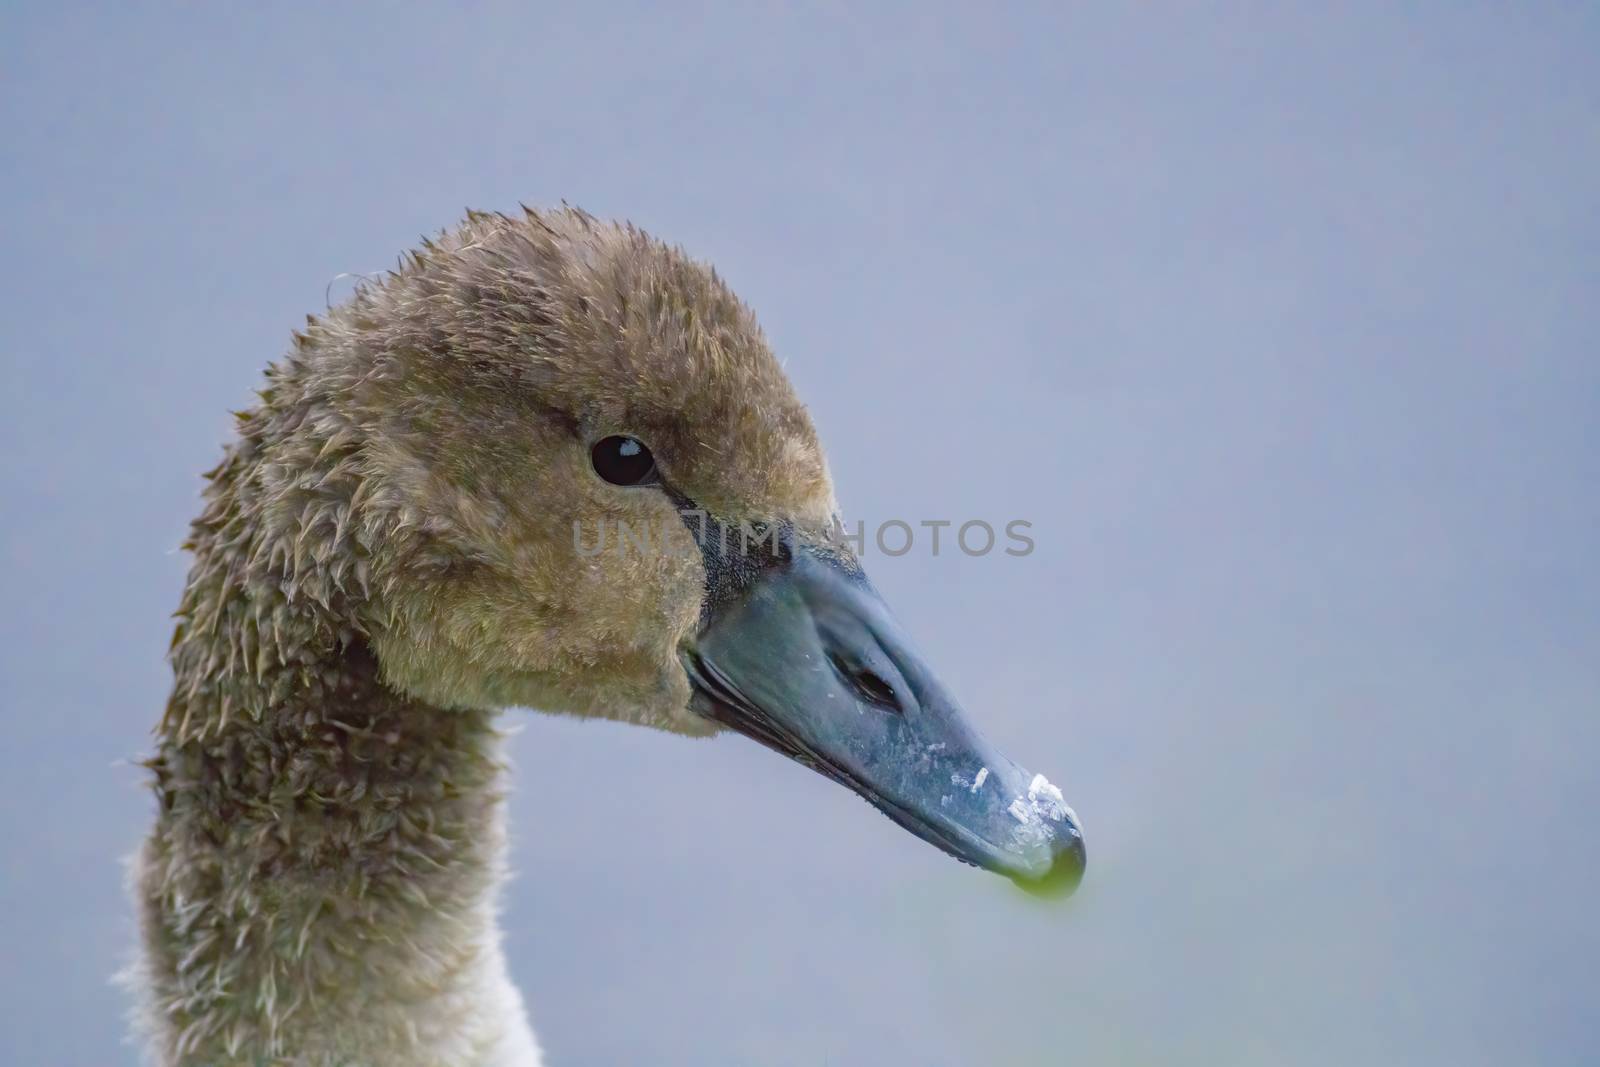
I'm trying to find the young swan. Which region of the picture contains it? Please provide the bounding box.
[130,207,1085,1066]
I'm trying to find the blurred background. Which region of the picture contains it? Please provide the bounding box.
[3,3,1597,1064]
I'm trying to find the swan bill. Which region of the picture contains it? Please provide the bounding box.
[681,538,1086,896]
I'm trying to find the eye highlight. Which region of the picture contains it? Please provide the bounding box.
[591,435,660,487]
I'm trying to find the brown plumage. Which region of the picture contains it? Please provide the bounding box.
[132,207,838,1066]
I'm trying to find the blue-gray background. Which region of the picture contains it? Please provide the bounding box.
[3,4,1597,1064]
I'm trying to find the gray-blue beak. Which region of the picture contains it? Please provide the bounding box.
[682,540,1085,896]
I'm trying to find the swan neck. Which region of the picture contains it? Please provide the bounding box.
[135,580,538,1065]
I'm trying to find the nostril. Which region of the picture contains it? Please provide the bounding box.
[828,652,903,714]
[854,669,899,710]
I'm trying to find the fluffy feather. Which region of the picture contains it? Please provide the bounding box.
[130,207,837,1065]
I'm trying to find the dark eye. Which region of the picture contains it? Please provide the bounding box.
[591,435,659,486]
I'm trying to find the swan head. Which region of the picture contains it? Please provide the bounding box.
[289,207,1084,894]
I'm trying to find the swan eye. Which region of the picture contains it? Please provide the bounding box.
[591,435,660,487]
